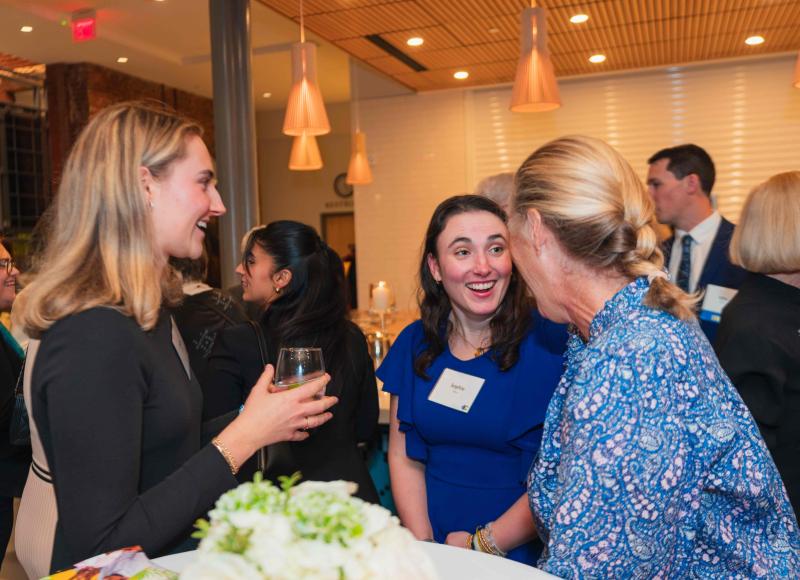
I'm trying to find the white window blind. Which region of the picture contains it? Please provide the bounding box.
[468,54,800,222]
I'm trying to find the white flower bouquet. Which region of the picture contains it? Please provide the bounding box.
[180,474,438,580]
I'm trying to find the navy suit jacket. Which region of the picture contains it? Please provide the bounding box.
[663,217,747,341]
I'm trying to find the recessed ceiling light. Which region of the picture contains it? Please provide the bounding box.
[588,53,606,63]
[262,92,272,98]
[453,71,469,80]
[570,14,589,24]
[20,25,33,33]
[117,57,128,63]
[745,35,764,46]
[407,37,424,47]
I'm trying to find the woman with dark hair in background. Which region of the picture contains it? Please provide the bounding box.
[203,221,379,502]
[377,195,566,565]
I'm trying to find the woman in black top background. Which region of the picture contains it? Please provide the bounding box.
[204,222,380,502]
[715,171,800,518]
[12,102,337,577]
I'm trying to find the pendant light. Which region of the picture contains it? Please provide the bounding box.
[289,133,322,171]
[793,51,800,89]
[346,63,373,185]
[283,0,330,136]
[509,4,560,112]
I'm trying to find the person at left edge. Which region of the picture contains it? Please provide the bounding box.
[377,195,566,565]
[0,242,26,569]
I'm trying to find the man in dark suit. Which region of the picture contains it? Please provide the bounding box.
[647,144,746,340]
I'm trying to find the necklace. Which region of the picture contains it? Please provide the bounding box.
[454,328,491,358]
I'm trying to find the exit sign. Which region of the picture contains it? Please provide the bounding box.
[71,10,96,42]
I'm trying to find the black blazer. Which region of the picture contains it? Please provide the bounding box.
[0,333,28,497]
[171,288,249,381]
[663,217,747,340]
[715,274,800,518]
[202,320,380,503]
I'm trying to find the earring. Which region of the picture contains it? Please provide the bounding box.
[148,199,155,209]
[274,286,281,294]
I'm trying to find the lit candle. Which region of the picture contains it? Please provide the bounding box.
[372,282,390,311]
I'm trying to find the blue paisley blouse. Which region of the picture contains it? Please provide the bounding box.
[528,277,800,578]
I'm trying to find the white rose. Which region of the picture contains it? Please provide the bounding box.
[291,480,358,499]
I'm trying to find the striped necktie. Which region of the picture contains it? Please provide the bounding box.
[676,234,693,292]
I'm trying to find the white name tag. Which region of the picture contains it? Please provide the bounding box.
[427,368,485,413]
[699,284,738,323]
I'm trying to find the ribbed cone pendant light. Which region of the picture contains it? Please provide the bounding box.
[289,133,322,171]
[510,6,560,112]
[283,0,330,136]
[793,51,800,88]
[347,131,372,184]
[346,64,373,185]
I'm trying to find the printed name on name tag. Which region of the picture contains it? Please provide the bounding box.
[427,368,485,413]
[699,284,738,323]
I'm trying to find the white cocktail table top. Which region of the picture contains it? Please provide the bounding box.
[152,541,558,579]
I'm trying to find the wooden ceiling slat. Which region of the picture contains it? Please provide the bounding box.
[259,0,800,92]
[303,2,439,40]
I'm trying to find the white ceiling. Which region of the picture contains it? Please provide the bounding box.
[0,0,409,110]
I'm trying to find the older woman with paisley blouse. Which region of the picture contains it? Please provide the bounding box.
[458,136,800,577]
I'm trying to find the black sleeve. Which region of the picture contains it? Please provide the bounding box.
[350,328,379,443]
[715,315,787,447]
[199,326,250,420]
[36,312,236,562]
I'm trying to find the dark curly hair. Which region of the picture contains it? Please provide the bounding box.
[414,195,533,379]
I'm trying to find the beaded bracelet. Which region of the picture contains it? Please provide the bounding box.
[211,437,239,475]
[483,522,507,558]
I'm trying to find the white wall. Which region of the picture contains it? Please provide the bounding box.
[256,102,353,233]
[354,54,800,312]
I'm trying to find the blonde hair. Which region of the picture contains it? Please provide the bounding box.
[730,171,800,274]
[15,101,202,336]
[513,135,697,320]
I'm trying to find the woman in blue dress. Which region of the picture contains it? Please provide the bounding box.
[497,135,798,577]
[377,195,566,565]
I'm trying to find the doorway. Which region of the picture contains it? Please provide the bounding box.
[321,212,357,308]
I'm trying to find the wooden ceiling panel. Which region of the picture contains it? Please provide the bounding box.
[383,26,463,52]
[334,37,388,60]
[413,42,517,70]
[365,55,418,75]
[415,0,527,23]
[258,0,800,92]
[302,2,439,41]
[261,0,396,19]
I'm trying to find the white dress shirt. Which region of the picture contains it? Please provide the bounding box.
[668,210,722,293]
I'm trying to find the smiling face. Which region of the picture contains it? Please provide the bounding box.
[235,243,282,307]
[147,135,225,260]
[427,210,512,321]
[0,244,18,312]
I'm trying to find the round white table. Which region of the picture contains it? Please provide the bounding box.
[152,541,557,579]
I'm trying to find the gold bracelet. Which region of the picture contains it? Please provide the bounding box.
[475,526,491,554]
[466,533,473,550]
[211,437,239,475]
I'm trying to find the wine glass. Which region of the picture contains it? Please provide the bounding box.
[274,347,326,396]
[258,347,326,473]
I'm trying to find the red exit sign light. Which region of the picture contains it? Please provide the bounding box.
[71,10,96,42]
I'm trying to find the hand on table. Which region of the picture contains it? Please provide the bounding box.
[445,531,471,550]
